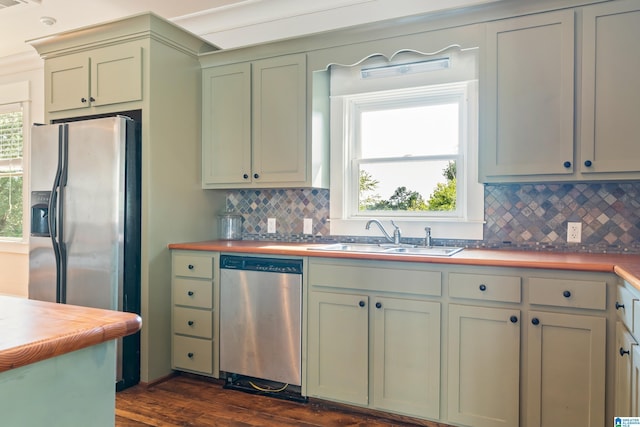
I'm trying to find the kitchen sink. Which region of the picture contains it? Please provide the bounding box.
[311,243,463,257]
[312,243,395,253]
[385,246,464,256]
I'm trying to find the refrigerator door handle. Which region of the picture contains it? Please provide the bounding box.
[58,124,69,303]
[48,125,64,303]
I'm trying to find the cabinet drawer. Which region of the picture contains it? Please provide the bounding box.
[173,307,212,338]
[172,335,213,375]
[617,285,637,331]
[173,254,213,279]
[529,277,606,310]
[173,278,212,309]
[309,260,441,296]
[449,273,521,303]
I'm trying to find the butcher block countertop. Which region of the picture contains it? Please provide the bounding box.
[168,240,640,290]
[0,296,141,373]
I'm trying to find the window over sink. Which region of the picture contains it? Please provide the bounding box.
[327,46,484,240]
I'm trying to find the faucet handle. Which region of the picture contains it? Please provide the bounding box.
[390,220,401,245]
[424,226,432,247]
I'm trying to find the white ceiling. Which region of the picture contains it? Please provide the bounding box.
[0,0,501,59]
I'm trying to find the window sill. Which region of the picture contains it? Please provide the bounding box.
[329,218,484,240]
[0,240,29,254]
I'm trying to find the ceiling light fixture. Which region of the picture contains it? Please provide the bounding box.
[40,16,56,26]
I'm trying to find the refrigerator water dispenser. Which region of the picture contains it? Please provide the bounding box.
[30,191,50,237]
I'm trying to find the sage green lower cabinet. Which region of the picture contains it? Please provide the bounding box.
[615,321,637,416]
[526,311,606,426]
[447,304,520,427]
[306,258,442,421]
[307,291,369,405]
[305,260,617,425]
[372,297,441,418]
[632,345,640,415]
[171,251,218,377]
[615,282,640,417]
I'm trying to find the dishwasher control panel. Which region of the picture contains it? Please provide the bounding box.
[220,255,302,274]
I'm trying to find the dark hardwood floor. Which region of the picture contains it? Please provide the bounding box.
[116,374,452,427]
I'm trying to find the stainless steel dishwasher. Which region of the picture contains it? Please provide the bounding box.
[219,255,303,386]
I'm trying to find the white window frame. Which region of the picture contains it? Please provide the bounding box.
[329,50,484,240]
[0,81,30,253]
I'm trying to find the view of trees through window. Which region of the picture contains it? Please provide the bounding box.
[0,109,23,238]
[359,161,457,212]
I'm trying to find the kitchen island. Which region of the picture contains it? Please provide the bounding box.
[0,295,141,427]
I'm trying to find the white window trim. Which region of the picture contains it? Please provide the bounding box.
[329,73,484,240]
[0,81,30,252]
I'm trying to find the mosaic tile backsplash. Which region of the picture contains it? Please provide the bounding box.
[225,182,640,254]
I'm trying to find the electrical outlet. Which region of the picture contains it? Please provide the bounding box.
[303,218,313,235]
[567,222,582,243]
[267,218,276,234]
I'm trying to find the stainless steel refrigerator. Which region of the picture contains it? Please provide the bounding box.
[28,115,141,391]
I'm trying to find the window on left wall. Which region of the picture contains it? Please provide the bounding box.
[0,80,30,248]
[0,104,24,240]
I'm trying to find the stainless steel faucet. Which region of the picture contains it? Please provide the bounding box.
[424,226,432,247]
[365,219,401,245]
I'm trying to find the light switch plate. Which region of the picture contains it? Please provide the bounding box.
[303,218,313,234]
[267,218,276,234]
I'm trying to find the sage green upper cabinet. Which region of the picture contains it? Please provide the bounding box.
[202,53,325,189]
[252,55,307,185]
[580,0,640,176]
[481,1,640,183]
[202,63,251,186]
[480,10,575,182]
[45,41,142,113]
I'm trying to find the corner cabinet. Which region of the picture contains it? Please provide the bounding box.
[45,41,142,113]
[202,53,326,189]
[480,10,575,181]
[306,258,442,421]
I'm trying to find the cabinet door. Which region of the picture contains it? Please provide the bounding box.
[580,0,640,174]
[90,43,142,107]
[448,304,520,427]
[46,54,90,112]
[307,291,368,405]
[616,322,637,417]
[252,54,307,184]
[526,311,606,427]
[202,63,252,187]
[372,297,440,419]
[632,344,640,416]
[481,10,574,180]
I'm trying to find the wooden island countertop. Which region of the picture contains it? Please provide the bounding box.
[0,295,141,373]
[168,240,640,290]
